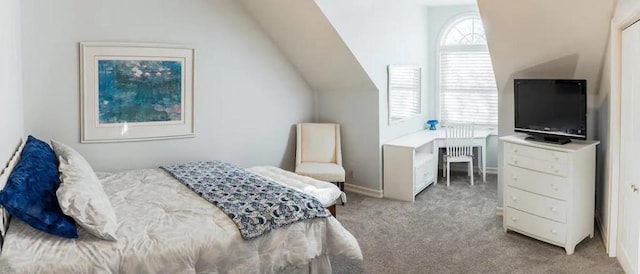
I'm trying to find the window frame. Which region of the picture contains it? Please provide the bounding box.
[436,12,497,131]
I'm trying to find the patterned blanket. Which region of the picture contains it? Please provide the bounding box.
[161,161,331,240]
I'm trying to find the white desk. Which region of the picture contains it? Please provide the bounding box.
[384,128,490,182]
[383,128,490,201]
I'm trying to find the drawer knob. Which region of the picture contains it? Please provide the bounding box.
[511,217,517,222]
[551,184,559,191]
[511,196,518,202]
[550,229,558,235]
[513,159,519,164]
[550,207,558,213]
[512,176,518,181]
[513,148,518,153]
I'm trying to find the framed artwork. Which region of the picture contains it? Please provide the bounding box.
[80,42,195,143]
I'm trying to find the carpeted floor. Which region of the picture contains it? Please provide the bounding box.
[330,172,623,274]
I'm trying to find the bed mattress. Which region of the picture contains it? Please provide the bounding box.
[0,168,361,273]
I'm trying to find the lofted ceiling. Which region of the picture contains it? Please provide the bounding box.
[477,0,615,94]
[238,0,376,92]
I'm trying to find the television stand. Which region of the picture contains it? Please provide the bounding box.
[525,135,571,145]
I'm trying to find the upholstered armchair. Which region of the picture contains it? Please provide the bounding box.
[295,123,346,203]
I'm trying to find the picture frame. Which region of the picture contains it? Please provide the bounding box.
[80,42,195,143]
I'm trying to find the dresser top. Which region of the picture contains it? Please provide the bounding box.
[499,135,600,152]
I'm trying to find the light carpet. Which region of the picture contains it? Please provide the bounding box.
[330,172,623,274]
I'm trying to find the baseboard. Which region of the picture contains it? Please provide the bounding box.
[439,165,498,175]
[485,167,498,174]
[595,215,611,256]
[344,183,383,198]
[495,206,504,216]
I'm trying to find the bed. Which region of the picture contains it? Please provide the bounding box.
[0,138,362,273]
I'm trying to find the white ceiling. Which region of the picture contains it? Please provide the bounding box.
[420,0,477,6]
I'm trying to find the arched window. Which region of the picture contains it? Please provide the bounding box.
[439,15,497,126]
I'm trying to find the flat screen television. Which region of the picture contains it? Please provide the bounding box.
[514,79,587,144]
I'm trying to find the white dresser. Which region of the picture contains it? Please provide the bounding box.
[383,131,439,202]
[500,135,599,255]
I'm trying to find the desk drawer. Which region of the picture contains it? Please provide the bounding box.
[414,166,430,193]
[506,143,569,164]
[506,153,569,177]
[506,207,566,244]
[414,154,436,194]
[505,165,569,200]
[506,186,567,223]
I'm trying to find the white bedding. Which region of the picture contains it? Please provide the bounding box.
[0,167,361,273]
[247,166,343,207]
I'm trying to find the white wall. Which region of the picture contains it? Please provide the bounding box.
[315,0,429,191]
[618,0,640,13]
[477,0,615,208]
[21,0,314,171]
[314,90,380,190]
[316,0,430,144]
[0,0,24,165]
[596,38,612,251]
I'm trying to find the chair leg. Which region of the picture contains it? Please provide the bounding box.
[446,161,451,187]
[337,182,345,205]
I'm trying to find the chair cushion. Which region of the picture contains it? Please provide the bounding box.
[300,124,337,163]
[52,140,119,241]
[0,136,78,238]
[295,163,345,183]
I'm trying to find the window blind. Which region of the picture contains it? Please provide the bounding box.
[439,49,497,126]
[388,65,421,123]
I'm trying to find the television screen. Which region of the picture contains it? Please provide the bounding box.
[514,79,587,141]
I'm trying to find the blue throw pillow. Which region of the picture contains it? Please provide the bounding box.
[0,136,78,238]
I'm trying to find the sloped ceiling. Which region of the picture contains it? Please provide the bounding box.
[477,0,615,134]
[478,0,614,96]
[238,0,376,92]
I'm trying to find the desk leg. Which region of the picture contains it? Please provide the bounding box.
[482,142,487,182]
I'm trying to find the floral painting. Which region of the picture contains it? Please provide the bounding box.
[81,42,194,143]
[98,60,183,124]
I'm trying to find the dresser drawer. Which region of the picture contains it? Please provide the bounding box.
[506,143,569,164]
[506,207,567,244]
[506,153,569,177]
[505,165,569,200]
[505,186,567,223]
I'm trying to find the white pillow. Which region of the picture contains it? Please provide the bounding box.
[51,140,118,241]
